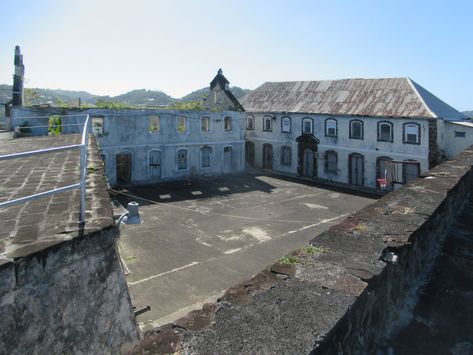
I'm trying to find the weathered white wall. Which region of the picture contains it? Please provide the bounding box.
[96,109,245,185]
[245,112,430,189]
[11,108,245,186]
[443,121,473,158]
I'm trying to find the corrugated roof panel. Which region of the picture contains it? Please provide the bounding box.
[241,78,465,119]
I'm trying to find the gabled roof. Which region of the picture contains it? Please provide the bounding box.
[241,78,466,120]
[210,68,230,90]
[208,69,244,111]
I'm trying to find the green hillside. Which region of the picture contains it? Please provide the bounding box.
[463,111,473,118]
[0,85,250,110]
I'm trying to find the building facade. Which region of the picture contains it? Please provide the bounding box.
[11,107,245,186]
[241,78,469,190]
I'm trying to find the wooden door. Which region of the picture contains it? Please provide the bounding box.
[149,151,161,182]
[116,153,132,184]
[245,141,255,166]
[223,146,233,173]
[263,144,273,170]
[303,149,315,177]
[349,154,364,186]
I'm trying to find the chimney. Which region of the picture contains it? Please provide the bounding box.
[12,46,25,106]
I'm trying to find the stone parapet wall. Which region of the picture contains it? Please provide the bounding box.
[127,146,473,354]
[0,227,140,354]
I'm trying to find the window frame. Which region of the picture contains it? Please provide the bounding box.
[224,116,232,131]
[403,122,421,145]
[280,146,292,166]
[92,116,104,135]
[148,115,160,134]
[281,116,291,133]
[246,115,255,130]
[177,149,188,170]
[302,117,314,135]
[263,115,273,132]
[177,116,187,134]
[455,131,466,138]
[200,146,212,168]
[377,121,393,142]
[349,119,364,140]
[324,118,338,137]
[324,150,338,173]
[201,116,210,132]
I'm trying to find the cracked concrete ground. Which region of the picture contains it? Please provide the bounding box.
[114,173,375,330]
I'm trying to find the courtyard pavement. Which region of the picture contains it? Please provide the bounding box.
[114,172,375,330]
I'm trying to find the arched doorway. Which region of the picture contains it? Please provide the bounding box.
[349,153,364,186]
[223,146,233,173]
[245,141,255,166]
[262,144,273,170]
[303,149,315,177]
[296,134,319,177]
[148,150,161,182]
[116,153,132,184]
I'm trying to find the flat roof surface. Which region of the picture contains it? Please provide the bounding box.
[115,173,375,330]
[0,132,114,266]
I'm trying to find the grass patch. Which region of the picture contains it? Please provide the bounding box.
[304,244,327,254]
[123,256,136,263]
[353,222,368,232]
[279,255,301,265]
[87,165,100,174]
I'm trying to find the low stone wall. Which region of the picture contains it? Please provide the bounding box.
[312,147,473,353]
[0,227,140,354]
[127,146,473,354]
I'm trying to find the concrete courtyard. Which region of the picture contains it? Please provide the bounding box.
[115,173,375,330]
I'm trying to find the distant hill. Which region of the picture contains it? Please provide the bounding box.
[463,111,473,118]
[181,86,251,102]
[0,85,250,111]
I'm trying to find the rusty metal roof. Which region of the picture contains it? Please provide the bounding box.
[241,78,466,120]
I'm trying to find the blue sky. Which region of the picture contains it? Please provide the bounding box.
[1,0,472,110]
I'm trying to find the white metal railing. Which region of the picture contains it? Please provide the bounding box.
[0,114,91,224]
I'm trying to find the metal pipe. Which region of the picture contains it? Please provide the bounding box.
[0,144,82,161]
[0,183,80,209]
[134,305,151,317]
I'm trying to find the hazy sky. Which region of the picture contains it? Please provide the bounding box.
[1,0,472,110]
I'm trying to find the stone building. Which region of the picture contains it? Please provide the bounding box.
[11,72,246,187]
[241,78,470,190]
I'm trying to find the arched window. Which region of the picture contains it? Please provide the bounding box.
[224,116,232,131]
[201,116,210,132]
[177,149,187,170]
[200,146,212,168]
[325,150,338,173]
[281,146,292,166]
[403,122,421,144]
[377,121,393,142]
[349,120,364,139]
[302,117,313,134]
[281,116,291,133]
[246,115,255,130]
[263,115,272,132]
[325,118,338,137]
